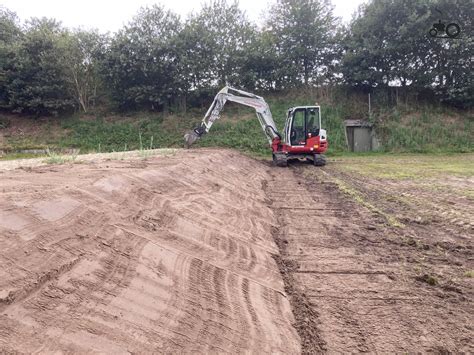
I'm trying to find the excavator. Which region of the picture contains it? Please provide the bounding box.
[184,86,327,166]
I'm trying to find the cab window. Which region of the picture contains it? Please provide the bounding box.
[290,109,306,145]
[307,108,320,135]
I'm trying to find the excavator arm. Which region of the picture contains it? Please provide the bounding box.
[184,86,280,147]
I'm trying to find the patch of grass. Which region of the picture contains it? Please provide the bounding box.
[59,117,144,152]
[305,168,404,228]
[464,270,474,278]
[44,149,78,165]
[375,107,473,153]
[333,153,474,180]
[0,152,47,160]
[137,133,156,159]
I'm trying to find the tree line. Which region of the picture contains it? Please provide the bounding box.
[0,0,472,116]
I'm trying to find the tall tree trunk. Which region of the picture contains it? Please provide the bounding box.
[73,70,87,113]
[303,58,309,85]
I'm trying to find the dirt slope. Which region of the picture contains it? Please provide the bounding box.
[0,149,300,353]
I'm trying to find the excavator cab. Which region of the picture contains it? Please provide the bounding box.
[286,106,321,146]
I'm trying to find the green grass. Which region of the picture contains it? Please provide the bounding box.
[377,108,473,153]
[43,149,78,165]
[306,168,404,228]
[332,153,474,180]
[0,152,47,160]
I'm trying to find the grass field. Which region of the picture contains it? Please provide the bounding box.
[330,153,474,179]
[325,153,474,233]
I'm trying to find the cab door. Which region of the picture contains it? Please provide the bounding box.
[290,109,306,146]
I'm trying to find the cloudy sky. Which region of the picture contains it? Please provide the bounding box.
[2,0,366,32]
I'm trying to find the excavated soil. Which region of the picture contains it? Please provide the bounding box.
[0,149,299,353]
[0,149,472,353]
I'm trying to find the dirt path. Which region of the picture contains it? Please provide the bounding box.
[0,149,299,353]
[265,161,472,353]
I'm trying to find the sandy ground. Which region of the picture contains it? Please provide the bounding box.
[0,149,299,353]
[0,149,472,353]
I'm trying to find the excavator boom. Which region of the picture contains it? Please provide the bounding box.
[184,86,280,147]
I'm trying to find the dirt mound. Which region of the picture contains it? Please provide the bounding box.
[0,149,299,353]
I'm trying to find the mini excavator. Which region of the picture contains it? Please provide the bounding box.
[184,86,327,166]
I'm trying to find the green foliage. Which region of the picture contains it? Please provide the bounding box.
[60,29,109,113]
[343,0,473,108]
[376,108,473,153]
[1,10,108,115]
[0,7,20,44]
[6,18,75,115]
[178,0,256,90]
[239,31,280,91]
[0,7,21,108]
[103,5,182,110]
[0,0,472,116]
[265,0,340,87]
[5,88,470,160]
[60,118,146,151]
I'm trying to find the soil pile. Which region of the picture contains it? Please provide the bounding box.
[0,150,299,353]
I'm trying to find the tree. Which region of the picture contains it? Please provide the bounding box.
[178,0,256,91]
[103,5,182,110]
[60,29,109,113]
[239,30,281,90]
[342,0,473,107]
[343,0,435,88]
[428,0,473,108]
[265,0,340,87]
[0,7,21,109]
[6,18,74,115]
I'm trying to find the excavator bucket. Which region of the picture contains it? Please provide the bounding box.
[184,124,207,148]
[184,130,200,148]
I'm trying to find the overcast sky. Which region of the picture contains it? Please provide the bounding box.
[2,0,366,32]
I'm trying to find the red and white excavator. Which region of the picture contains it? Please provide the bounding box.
[184,86,328,166]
